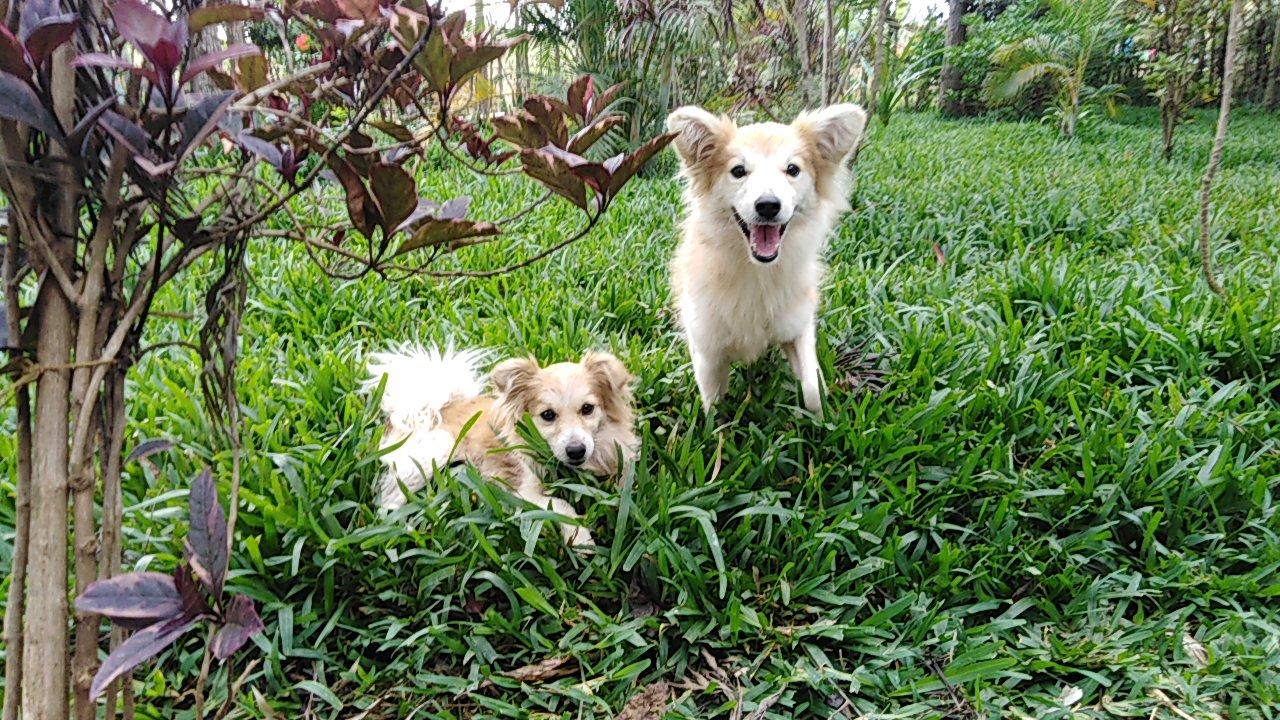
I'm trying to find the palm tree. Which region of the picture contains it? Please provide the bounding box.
[985,0,1128,137]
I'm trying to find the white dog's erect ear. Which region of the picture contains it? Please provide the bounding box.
[491,357,539,400]
[667,106,732,166]
[794,103,867,161]
[583,351,633,394]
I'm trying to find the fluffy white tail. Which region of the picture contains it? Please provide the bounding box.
[364,345,486,508]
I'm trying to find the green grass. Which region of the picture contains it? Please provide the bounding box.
[4,105,1280,718]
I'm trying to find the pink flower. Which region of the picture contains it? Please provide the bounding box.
[295,34,311,52]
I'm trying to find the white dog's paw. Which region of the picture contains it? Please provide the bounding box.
[563,524,596,548]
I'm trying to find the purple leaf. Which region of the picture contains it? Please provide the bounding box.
[369,163,417,237]
[178,91,235,160]
[438,196,471,221]
[185,468,228,598]
[393,219,501,257]
[180,43,260,86]
[124,438,175,466]
[113,0,185,77]
[566,74,593,121]
[66,97,116,156]
[585,81,627,122]
[0,25,30,79]
[0,72,61,138]
[393,198,440,234]
[520,147,588,211]
[238,132,283,169]
[98,110,153,160]
[607,132,676,197]
[88,614,200,701]
[211,595,264,660]
[325,159,379,237]
[568,115,624,155]
[22,14,78,70]
[174,565,212,618]
[75,572,183,625]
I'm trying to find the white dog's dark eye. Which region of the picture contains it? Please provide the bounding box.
[786,163,801,177]
[539,409,557,422]
[730,165,747,179]
[580,403,595,416]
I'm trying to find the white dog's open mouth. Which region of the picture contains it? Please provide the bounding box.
[733,210,787,263]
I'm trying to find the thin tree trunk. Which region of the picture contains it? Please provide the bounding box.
[21,39,79,720]
[791,0,816,107]
[939,0,968,116]
[1200,0,1242,300]
[2,216,31,720]
[1265,3,1280,109]
[867,0,891,113]
[822,0,833,104]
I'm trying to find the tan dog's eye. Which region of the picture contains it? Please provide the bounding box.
[581,403,595,416]
[786,163,801,177]
[539,409,557,422]
[730,165,747,179]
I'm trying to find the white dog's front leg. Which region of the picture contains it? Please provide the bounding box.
[691,346,729,414]
[783,320,824,419]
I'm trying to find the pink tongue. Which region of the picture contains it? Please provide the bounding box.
[749,224,782,256]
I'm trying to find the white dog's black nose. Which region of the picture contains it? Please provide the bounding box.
[755,196,781,220]
[565,444,587,464]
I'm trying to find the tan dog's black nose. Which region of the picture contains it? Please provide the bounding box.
[565,444,586,464]
[755,196,781,220]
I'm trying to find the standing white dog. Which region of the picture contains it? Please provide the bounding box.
[666,104,866,419]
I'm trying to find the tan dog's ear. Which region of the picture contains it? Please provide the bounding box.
[793,104,866,162]
[667,106,733,167]
[491,357,539,405]
[583,351,634,398]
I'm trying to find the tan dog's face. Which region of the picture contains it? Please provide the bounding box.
[667,104,866,264]
[491,353,634,468]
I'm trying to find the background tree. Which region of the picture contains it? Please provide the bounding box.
[985,0,1130,136]
[0,0,670,716]
[939,0,970,115]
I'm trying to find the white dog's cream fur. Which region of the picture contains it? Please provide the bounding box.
[667,104,867,419]
[365,346,638,545]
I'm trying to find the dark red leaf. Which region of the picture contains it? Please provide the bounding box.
[180,43,260,86]
[568,115,624,155]
[98,110,152,160]
[369,163,417,237]
[415,11,459,94]
[607,132,676,196]
[326,158,378,237]
[369,120,414,142]
[394,199,439,234]
[125,439,175,465]
[566,74,593,121]
[75,572,183,624]
[188,4,265,32]
[0,72,61,138]
[585,81,627,122]
[22,15,78,70]
[492,112,546,150]
[522,97,569,148]
[185,468,228,598]
[393,219,501,257]
[88,614,200,701]
[113,0,183,74]
[238,132,283,169]
[520,147,588,210]
[293,0,345,23]
[448,34,527,87]
[178,91,235,160]
[67,97,116,156]
[0,25,30,79]
[174,565,211,618]
[211,595,265,660]
[438,196,470,220]
[72,52,141,71]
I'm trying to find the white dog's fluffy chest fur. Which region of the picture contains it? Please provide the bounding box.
[672,212,831,364]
